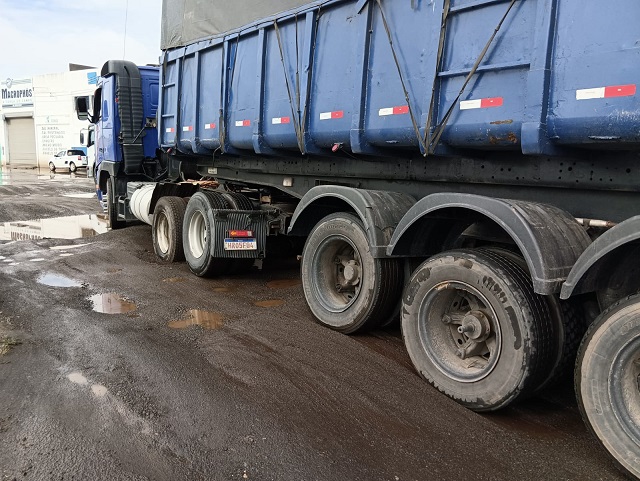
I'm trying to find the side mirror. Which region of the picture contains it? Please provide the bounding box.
[80,132,85,144]
[76,97,89,120]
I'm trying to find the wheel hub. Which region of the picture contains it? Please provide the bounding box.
[420,281,501,382]
[458,310,491,342]
[342,261,361,286]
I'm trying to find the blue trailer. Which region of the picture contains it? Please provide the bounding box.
[78,1,640,477]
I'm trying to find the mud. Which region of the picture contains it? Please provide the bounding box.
[254,299,285,308]
[266,279,301,289]
[0,168,627,481]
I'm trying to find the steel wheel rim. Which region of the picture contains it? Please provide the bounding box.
[418,281,502,383]
[157,213,170,254]
[310,234,363,314]
[188,210,207,258]
[609,335,640,443]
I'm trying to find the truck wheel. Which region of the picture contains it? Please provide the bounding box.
[576,294,640,480]
[183,192,231,277]
[301,213,402,334]
[69,161,77,172]
[106,177,125,230]
[401,248,554,411]
[482,247,585,390]
[49,162,56,172]
[221,191,254,210]
[153,197,187,262]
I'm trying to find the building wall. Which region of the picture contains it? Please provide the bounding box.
[0,70,97,168]
[33,70,97,168]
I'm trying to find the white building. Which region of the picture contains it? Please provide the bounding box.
[0,69,98,169]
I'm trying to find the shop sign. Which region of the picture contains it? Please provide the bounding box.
[2,78,33,108]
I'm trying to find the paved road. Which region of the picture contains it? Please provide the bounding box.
[0,169,627,480]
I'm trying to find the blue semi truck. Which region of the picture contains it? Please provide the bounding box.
[77,0,640,476]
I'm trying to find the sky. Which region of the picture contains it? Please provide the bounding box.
[0,0,163,80]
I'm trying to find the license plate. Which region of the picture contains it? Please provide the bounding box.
[224,238,257,250]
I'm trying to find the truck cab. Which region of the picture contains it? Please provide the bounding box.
[77,61,162,226]
[91,62,160,180]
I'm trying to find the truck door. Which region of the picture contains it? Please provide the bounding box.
[95,79,115,169]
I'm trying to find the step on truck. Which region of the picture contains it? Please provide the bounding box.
[76,1,640,477]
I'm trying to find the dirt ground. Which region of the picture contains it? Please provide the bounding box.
[0,167,628,481]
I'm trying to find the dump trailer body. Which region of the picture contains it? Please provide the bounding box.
[159,0,640,160]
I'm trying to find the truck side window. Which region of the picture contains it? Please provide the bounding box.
[92,87,102,121]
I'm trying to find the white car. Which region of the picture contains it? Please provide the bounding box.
[48,149,88,172]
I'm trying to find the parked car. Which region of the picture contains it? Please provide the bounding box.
[48,149,88,172]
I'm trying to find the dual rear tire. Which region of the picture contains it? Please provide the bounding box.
[182,191,255,277]
[401,249,555,411]
[301,216,562,411]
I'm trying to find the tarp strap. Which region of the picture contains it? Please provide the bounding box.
[221,35,241,152]
[274,18,306,154]
[374,0,428,154]
[426,0,519,154]
[424,0,451,157]
[300,7,321,153]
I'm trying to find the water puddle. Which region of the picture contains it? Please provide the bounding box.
[91,384,108,397]
[37,173,81,182]
[254,299,285,308]
[163,277,186,283]
[63,193,96,199]
[90,293,137,314]
[67,372,88,385]
[266,279,301,289]
[50,243,90,251]
[168,310,223,330]
[0,215,108,241]
[38,273,82,288]
[212,286,235,293]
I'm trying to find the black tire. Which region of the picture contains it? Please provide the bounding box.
[49,162,56,172]
[152,197,187,262]
[482,247,585,390]
[576,294,640,480]
[536,296,585,390]
[401,249,554,411]
[106,177,125,230]
[69,161,77,172]
[220,191,254,210]
[182,192,231,277]
[301,213,402,334]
